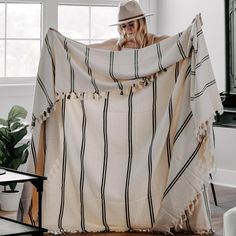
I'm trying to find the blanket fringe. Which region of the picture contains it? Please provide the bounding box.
[174,193,199,231]
[31,100,59,128]
[172,192,213,235]
[32,74,158,128]
[194,105,223,174]
[195,105,223,143]
[47,227,153,235]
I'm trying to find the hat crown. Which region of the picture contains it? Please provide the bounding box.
[118,0,144,22]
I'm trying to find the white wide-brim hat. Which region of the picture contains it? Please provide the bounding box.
[110,0,153,26]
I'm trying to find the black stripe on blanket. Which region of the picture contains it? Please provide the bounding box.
[186,65,191,78]
[101,92,110,232]
[212,126,215,148]
[37,74,53,107]
[190,80,216,100]
[197,29,203,37]
[80,98,87,232]
[134,49,139,78]
[58,96,67,232]
[166,97,173,168]
[125,88,133,230]
[156,44,164,71]
[174,112,193,144]
[147,79,157,227]
[163,139,203,198]
[18,200,24,222]
[177,40,186,59]
[195,55,209,69]
[203,184,213,231]
[31,137,37,171]
[45,35,55,78]
[109,51,124,94]
[64,38,75,93]
[175,62,180,83]
[185,210,193,233]
[85,47,99,94]
[190,30,203,45]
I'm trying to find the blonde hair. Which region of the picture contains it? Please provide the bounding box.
[116,18,153,50]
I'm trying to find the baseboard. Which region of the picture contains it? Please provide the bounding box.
[212,168,236,188]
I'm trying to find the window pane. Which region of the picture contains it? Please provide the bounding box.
[0,40,4,77]
[58,5,89,39]
[7,3,41,38]
[0,3,4,38]
[91,6,118,39]
[6,40,40,77]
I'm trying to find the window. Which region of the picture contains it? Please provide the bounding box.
[58,4,119,43]
[0,1,42,83]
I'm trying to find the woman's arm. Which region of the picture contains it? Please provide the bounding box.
[152,35,170,44]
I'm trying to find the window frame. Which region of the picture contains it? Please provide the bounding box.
[0,0,44,84]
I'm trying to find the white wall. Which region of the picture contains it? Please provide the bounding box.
[156,0,225,93]
[139,0,158,35]
[0,85,34,123]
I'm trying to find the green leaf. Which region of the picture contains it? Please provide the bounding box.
[10,122,24,131]
[11,126,28,146]
[0,127,11,144]
[8,157,22,170]
[0,142,7,164]
[8,105,27,124]
[14,142,29,157]
[0,148,13,167]
[0,118,7,126]
[0,105,29,171]
[0,144,8,165]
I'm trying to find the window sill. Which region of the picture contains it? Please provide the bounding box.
[0,83,35,97]
[0,77,36,85]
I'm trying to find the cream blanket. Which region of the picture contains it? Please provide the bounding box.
[25,14,223,234]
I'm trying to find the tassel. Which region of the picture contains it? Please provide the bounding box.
[149,77,154,82]
[137,82,144,89]
[84,93,88,99]
[79,93,84,100]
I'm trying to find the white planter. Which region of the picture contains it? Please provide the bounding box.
[0,190,22,211]
[0,163,28,212]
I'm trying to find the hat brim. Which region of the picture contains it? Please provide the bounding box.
[109,13,153,26]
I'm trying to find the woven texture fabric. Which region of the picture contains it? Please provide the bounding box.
[25,14,223,234]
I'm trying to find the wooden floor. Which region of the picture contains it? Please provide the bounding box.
[45,185,236,235]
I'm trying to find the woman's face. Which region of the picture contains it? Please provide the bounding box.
[121,20,138,36]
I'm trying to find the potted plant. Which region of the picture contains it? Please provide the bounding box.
[0,105,30,211]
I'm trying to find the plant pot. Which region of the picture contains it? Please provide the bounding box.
[0,163,28,212]
[0,190,22,211]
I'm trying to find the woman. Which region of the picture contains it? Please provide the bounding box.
[89,0,168,50]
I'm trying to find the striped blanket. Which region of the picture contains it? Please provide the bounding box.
[25,14,223,234]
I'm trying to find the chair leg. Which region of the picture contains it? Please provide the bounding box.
[209,173,218,206]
